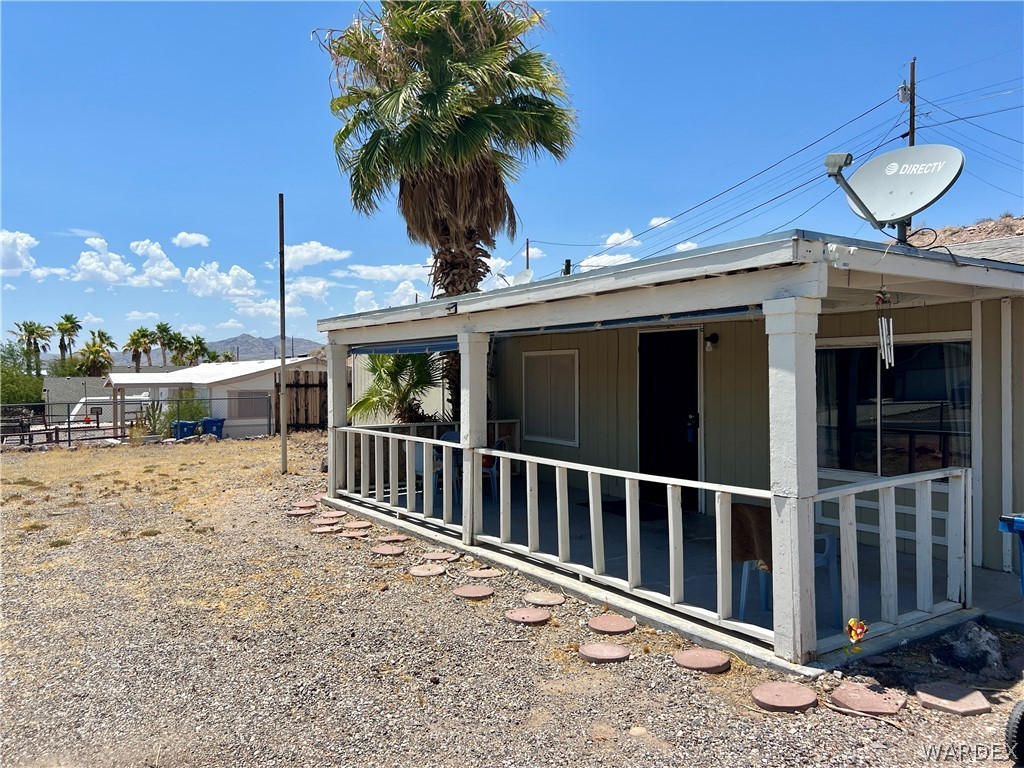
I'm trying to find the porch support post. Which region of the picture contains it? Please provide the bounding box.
[763,297,820,663]
[459,332,488,545]
[326,339,350,496]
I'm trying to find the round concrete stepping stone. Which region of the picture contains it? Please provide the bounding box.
[830,682,906,716]
[915,681,992,716]
[588,614,636,635]
[312,492,326,501]
[578,642,630,664]
[308,517,340,526]
[409,564,445,578]
[311,525,341,534]
[466,568,503,579]
[751,682,818,713]
[370,544,406,557]
[379,534,410,543]
[339,530,368,539]
[422,551,459,562]
[285,509,315,517]
[343,520,372,530]
[505,607,551,625]
[673,648,731,674]
[453,585,494,600]
[321,509,348,519]
[524,591,565,607]
[292,500,317,510]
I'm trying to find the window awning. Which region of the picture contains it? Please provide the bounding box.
[349,337,459,355]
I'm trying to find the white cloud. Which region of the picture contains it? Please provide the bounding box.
[353,290,379,313]
[675,241,699,252]
[333,262,429,282]
[286,276,336,303]
[171,231,210,248]
[127,239,182,287]
[233,297,308,318]
[29,267,70,280]
[180,323,206,334]
[3,283,15,291]
[83,312,103,324]
[579,254,636,272]
[1,230,39,276]
[84,287,95,294]
[387,280,424,307]
[72,238,137,283]
[126,310,160,322]
[649,217,672,228]
[216,319,245,330]
[522,245,546,260]
[282,241,352,272]
[183,261,258,298]
[604,229,640,248]
[479,256,513,292]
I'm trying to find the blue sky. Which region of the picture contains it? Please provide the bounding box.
[2,1,1021,348]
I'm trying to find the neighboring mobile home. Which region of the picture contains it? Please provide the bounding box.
[317,230,1023,663]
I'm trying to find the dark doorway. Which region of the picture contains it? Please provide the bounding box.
[639,329,700,510]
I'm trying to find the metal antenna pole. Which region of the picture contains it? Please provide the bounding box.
[525,238,530,270]
[279,193,288,474]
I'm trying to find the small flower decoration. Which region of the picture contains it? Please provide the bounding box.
[844,618,868,654]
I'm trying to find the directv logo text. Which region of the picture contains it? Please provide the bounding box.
[884,161,947,176]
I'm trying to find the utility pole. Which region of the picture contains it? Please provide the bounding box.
[278,193,288,474]
[525,238,530,270]
[897,57,917,243]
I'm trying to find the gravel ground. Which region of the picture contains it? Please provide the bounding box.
[2,432,1022,768]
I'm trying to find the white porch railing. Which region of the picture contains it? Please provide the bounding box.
[812,466,971,653]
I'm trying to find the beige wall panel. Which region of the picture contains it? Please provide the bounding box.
[819,303,972,339]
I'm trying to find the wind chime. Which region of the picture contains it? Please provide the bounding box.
[876,281,894,369]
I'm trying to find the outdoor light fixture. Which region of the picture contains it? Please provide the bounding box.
[705,332,719,352]
[445,302,458,316]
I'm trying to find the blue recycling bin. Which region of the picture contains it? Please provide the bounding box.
[171,420,198,440]
[200,417,225,439]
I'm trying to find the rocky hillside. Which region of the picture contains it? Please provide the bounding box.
[207,333,322,361]
[907,213,1023,248]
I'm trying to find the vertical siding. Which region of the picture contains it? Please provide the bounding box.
[818,303,972,338]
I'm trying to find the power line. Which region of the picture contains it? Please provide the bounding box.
[931,77,1024,104]
[964,169,1024,199]
[916,121,1023,171]
[918,47,1024,84]
[918,104,1023,128]
[918,95,1023,144]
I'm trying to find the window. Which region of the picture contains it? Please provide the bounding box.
[230,390,270,419]
[817,342,970,476]
[523,350,578,446]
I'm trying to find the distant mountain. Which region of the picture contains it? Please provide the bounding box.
[208,334,322,360]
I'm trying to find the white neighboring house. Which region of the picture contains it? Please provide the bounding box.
[105,357,327,438]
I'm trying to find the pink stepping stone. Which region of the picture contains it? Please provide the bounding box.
[505,607,551,625]
[588,614,636,635]
[312,492,326,501]
[321,509,348,519]
[379,534,411,543]
[915,682,991,716]
[830,683,906,716]
[453,585,494,600]
[751,682,818,713]
[311,525,341,534]
[466,568,503,579]
[285,509,315,517]
[423,551,459,562]
[370,544,406,557]
[292,501,317,510]
[524,591,565,607]
[308,517,340,526]
[343,520,372,530]
[578,642,630,664]
[674,648,731,674]
[409,564,445,578]
[340,530,368,539]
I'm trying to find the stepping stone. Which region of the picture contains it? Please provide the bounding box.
[423,551,459,562]
[321,509,348,519]
[673,648,731,674]
[343,520,372,530]
[308,517,340,527]
[830,682,906,716]
[588,614,636,635]
[505,607,551,625]
[379,534,410,543]
[311,525,341,534]
[466,568,503,579]
[915,681,991,716]
[409,564,445,578]
[751,682,818,713]
[578,642,630,664]
[524,591,565,607]
[453,585,494,600]
[285,509,314,517]
[340,530,368,539]
[370,544,405,557]
[312,492,326,501]
[291,501,317,510]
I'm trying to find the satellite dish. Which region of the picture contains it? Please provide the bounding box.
[844,144,964,224]
[512,268,534,285]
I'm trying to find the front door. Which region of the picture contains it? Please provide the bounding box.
[638,329,700,509]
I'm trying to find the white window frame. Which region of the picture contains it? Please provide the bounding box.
[230,390,271,419]
[522,349,579,447]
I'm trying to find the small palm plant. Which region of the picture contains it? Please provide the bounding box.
[349,354,441,424]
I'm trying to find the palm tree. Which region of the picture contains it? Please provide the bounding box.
[122,328,152,373]
[187,335,209,366]
[167,331,190,366]
[219,351,235,362]
[89,329,118,353]
[9,321,54,376]
[55,314,83,363]
[153,322,173,367]
[76,340,113,377]
[349,353,441,423]
[323,1,575,297]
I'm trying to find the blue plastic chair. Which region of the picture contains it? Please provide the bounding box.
[414,432,461,499]
[738,533,842,628]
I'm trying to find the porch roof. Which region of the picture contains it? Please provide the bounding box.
[104,357,321,389]
[317,229,1024,341]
